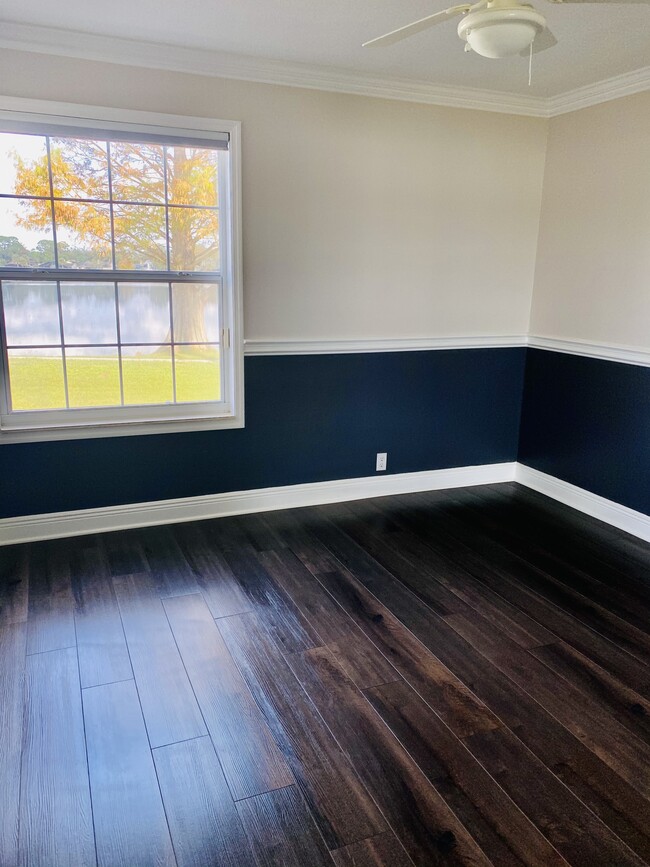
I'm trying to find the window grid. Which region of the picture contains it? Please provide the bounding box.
[106,141,126,406]
[4,341,222,349]
[54,281,70,409]
[162,147,176,403]
[168,283,177,405]
[162,144,172,272]
[0,134,220,274]
[44,137,59,271]
[0,113,240,439]
[113,281,125,406]
[106,140,118,271]
[1,278,222,412]
[0,193,219,208]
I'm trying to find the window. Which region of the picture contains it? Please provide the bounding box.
[0,101,242,442]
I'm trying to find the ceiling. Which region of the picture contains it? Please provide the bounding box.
[1,0,649,101]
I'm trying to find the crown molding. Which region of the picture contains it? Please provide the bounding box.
[547,66,650,116]
[0,21,648,119]
[0,20,548,117]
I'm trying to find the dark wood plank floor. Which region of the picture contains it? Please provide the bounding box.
[2,482,650,867]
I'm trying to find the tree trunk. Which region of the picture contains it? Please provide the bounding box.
[166,148,209,348]
[173,290,209,344]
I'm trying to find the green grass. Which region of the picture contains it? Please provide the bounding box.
[8,355,221,410]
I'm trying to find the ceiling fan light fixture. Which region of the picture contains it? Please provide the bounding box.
[458,7,546,58]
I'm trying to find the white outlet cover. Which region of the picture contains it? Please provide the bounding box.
[376,453,387,472]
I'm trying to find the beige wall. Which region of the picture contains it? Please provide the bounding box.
[530,91,650,350]
[0,49,548,342]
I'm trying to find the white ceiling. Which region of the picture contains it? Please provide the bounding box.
[1,0,649,99]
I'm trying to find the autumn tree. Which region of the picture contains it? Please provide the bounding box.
[12,138,219,344]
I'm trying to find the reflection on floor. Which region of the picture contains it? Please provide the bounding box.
[2,482,650,866]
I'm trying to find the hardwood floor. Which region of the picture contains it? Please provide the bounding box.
[1,482,650,866]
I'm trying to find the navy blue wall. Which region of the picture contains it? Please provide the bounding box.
[0,348,526,519]
[519,349,650,516]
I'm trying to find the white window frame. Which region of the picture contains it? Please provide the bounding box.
[0,96,243,444]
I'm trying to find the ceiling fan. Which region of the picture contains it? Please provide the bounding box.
[363,0,644,60]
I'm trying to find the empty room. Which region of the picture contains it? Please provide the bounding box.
[0,1,649,865]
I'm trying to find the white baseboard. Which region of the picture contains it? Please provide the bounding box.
[515,464,650,543]
[2,461,648,546]
[0,461,517,546]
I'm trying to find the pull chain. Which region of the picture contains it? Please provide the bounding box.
[528,40,533,87]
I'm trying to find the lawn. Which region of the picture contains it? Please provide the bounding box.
[8,355,221,410]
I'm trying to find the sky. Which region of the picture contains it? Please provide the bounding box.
[0,132,51,246]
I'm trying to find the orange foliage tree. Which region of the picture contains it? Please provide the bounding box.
[13,138,220,344]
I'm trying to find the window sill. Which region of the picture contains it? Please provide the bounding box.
[0,411,245,444]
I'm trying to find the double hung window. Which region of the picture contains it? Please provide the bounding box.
[0,102,242,441]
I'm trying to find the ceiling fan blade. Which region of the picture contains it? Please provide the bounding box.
[362,5,472,47]
[519,27,558,54]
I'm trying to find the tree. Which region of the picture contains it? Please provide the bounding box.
[12,138,219,344]
[0,235,30,267]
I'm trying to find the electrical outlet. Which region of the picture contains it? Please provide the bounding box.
[376,452,387,472]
